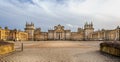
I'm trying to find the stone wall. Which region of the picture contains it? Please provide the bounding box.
[100,41,120,56]
[0,42,14,55]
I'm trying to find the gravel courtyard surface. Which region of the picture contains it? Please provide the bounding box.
[0,41,120,62]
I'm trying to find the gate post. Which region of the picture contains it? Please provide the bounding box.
[21,43,23,51]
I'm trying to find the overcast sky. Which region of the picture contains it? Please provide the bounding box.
[0,0,120,31]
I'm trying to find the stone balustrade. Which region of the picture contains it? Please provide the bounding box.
[100,41,120,56]
[0,41,14,55]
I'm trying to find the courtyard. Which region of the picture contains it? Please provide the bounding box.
[0,41,120,62]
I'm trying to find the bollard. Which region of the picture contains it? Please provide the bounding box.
[21,43,23,51]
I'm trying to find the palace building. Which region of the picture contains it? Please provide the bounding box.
[88,26,120,41]
[24,22,120,41]
[0,27,28,41]
[0,22,120,41]
[24,22,91,41]
[8,29,28,41]
[0,27,10,41]
[25,22,35,41]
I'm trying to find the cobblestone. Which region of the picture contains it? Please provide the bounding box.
[0,41,120,62]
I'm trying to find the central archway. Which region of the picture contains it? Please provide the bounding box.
[48,24,71,40]
[55,32,64,40]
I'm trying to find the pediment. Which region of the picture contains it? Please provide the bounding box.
[55,29,64,32]
[54,24,65,32]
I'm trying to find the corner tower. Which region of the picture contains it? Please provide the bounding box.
[84,22,94,40]
[24,22,35,41]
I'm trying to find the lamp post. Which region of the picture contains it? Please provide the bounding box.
[21,43,23,51]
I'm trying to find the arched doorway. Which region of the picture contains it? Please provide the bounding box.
[56,32,63,40]
[54,30,65,40]
[53,24,65,40]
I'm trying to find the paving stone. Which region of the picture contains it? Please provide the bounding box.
[0,41,119,62]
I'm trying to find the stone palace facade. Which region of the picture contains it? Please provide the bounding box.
[0,22,120,41]
[24,22,120,41]
[24,22,94,41]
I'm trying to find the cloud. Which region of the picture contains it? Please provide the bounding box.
[0,0,120,31]
[66,24,79,28]
[66,24,74,28]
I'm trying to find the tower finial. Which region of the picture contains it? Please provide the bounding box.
[26,21,28,25]
[85,22,88,26]
[31,22,34,26]
[90,22,93,28]
[117,26,120,29]
[91,21,93,25]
